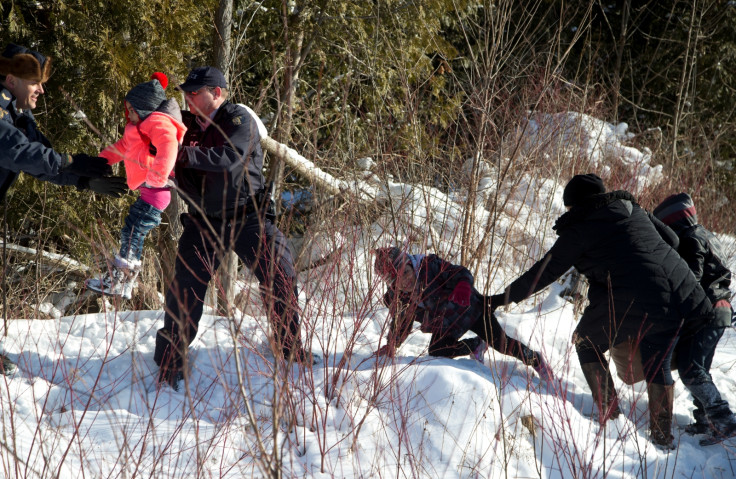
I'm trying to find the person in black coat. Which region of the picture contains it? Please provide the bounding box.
[152,66,308,391]
[490,174,713,448]
[372,247,554,381]
[654,192,736,445]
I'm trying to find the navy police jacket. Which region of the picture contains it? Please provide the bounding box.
[0,87,79,201]
[174,101,266,220]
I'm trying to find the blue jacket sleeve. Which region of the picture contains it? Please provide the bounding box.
[0,118,70,177]
[30,169,84,187]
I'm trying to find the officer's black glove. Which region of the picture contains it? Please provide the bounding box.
[78,176,128,198]
[66,154,113,177]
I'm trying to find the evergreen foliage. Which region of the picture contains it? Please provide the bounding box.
[1,0,735,264]
[1,0,214,258]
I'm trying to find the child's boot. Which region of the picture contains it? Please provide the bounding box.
[86,255,141,300]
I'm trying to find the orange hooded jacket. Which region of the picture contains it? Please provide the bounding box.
[100,99,186,189]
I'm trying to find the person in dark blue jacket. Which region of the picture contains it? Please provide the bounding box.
[490,174,713,449]
[0,43,125,202]
[0,43,125,376]
[654,192,736,445]
[153,66,307,391]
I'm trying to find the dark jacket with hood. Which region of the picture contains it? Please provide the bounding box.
[653,193,732,323]
[504,190,712,346]
[384,254,483,343]
[0,86,81,201]
[174,101,265,220]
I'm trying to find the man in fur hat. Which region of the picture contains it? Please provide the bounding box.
[0,43,127,375]
[0,43,126,200]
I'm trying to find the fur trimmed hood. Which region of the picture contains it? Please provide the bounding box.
[0,44,52,83]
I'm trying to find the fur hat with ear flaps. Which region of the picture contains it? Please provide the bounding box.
[0,43,52,83]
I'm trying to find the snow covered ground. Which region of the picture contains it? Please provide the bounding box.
[1,113,735,478]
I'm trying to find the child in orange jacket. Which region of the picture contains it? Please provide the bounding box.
[86,72,186,299]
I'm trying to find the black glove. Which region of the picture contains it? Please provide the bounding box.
[488,293,507,312]
[78,176,128,198]
[66,154,113,178]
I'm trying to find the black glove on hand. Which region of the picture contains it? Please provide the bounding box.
[78,176,128,198]
[488,293,507,312]
[67,154,113,177]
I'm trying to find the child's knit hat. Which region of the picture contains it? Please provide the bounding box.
[653,192,698,232]
[125,72,168,120]
[373,247,405,278]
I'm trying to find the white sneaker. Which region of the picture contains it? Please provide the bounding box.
[86,255,141,300]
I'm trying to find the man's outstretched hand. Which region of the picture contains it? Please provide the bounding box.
[67,154,112,177]
[488,293,507,312]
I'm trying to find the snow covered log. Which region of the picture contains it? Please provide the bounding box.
[241,104,377,203]
[0,241,89,275]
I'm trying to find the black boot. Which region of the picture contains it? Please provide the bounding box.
[699,411,736,446]
[158,367,184,392]
[686,382,736,446]
[580,362,621,424]
[647,383,675,449]
[683,400,709,435]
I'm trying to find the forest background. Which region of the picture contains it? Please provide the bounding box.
[2,0,736,315]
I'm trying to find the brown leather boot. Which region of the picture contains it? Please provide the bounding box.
[647,383,675,449]
[580,362,621,424]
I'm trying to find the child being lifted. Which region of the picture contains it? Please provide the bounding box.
[86,72,186,299]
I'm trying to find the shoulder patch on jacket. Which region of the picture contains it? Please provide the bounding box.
[0,108,7,120]
[232,115,244,126]
[1,92,10,101]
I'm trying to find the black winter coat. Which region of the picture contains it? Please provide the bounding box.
[664,209,732,307]
[505,191,712,346]
[174,102,266,219]
[384,254,481,342]
[0,87,81,201]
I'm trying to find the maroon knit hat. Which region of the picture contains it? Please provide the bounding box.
[653,192,698,226]
[373,247,405,278]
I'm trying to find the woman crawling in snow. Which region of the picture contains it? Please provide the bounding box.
[372,247,553,381]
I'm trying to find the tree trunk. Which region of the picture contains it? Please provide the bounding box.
[213,0,233,72]
[212,0,237,316]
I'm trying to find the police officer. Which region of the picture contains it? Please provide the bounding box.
[0,43,126,374]
[153,66,309,391]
